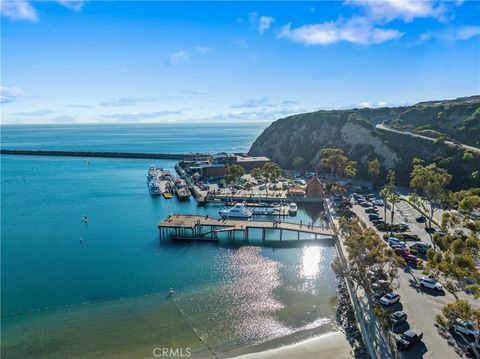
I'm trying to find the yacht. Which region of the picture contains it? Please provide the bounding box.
[219,203,252,219]
[149,180,162,195]
[289,202,298,215]
[175,179,191,200]
[147,166,157,181]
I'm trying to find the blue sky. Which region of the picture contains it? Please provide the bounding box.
[1,1,479,124]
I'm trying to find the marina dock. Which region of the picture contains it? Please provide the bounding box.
[158,214,335,242]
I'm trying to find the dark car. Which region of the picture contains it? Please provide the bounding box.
[361,202,372,208]
[369,214,382,220]
[404,254,421,265]
[394,248,410,256]
[365,207,378,214]
[396,329,423,350]
[391,311,408,325]
[416,216,427,223]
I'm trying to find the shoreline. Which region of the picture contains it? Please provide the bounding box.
[225,331,353,359]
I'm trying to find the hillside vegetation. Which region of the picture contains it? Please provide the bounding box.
[386,95,480,146]
[249,96,480,190]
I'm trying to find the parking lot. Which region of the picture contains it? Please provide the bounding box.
[350,192,477,358]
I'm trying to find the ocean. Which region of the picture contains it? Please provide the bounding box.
[1,123,339,358]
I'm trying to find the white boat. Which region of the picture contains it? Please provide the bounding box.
[289,202,298,215]
[147,166,157,181]
[219,203,252,219]
[149,180,162,195]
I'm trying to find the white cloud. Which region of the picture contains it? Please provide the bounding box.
[101,97,158,107]
[101,110,185,122]
[279,17,403,45]
[13,109,58,116]
[346,0,447,23]
[194,45,212,54]
[357,101,387,108]
[1,1,86,21]
[55,0,85,12]
[168,50,189,65]
[231,96,272,108]
[249,12,275,33]
[443,25,480,41]
[0,86,25,103]
[0,0,37,22]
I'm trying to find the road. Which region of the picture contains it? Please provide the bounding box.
[376,123,480,154]
[351,196,478,358]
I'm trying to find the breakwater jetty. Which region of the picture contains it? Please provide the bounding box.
[0,149,207,160]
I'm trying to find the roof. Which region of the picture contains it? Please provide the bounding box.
[236,156,270,163]
[306,176,323,187]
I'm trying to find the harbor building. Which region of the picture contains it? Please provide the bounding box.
[235,156,270,171]
[305,177,327,197]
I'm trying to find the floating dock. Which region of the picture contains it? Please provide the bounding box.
[158,214,334,242]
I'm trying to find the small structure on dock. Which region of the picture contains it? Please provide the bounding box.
[158,214,334,242]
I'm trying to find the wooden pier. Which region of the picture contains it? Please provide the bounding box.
[158,214,335,242]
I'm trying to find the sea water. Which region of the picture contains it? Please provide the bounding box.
[1,123,339,358]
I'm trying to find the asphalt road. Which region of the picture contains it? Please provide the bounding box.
[376,123,480,154]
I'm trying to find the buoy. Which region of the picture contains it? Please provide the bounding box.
[83,216,88,223]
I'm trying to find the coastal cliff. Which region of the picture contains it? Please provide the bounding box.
[249,96,480,189]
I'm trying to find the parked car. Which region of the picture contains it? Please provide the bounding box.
[394,247,410,256]
[369,214,382,220]
[360,202,372,208]
[455,319,479,338]
[370,270,387,282]
[294,178,306,185]
[416,216,427,223]
[365,207,378,214]
[404,254,421,265]
[391,311,408,325]
[419,277,443,291]
[388,238,406,247]
[409,242,430,254]
[373,199,385,206]
[380,292,400,306]
[396,329,423,350]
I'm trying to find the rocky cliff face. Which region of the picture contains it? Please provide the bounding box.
[248,98,480,190]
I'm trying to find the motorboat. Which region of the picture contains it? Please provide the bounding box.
[175,179,191,200]
[149,180,162,195]
[289,202,298,215]
[219,203,252,219]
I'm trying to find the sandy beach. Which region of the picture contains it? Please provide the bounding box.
[229,331,353,359]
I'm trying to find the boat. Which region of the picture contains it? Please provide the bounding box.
[149,180,162,195]
[147,166,158,181]
[163,191,173,199]
[219,203,253,219]
[289,202,298,215]
[174,179,191,200]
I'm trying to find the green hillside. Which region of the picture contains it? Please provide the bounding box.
[248,96,480,190]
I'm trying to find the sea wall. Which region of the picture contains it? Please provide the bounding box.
[0,149,207,160]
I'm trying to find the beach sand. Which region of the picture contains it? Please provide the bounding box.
[227,331,353,359]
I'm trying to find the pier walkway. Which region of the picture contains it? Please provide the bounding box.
[158,214,334,241]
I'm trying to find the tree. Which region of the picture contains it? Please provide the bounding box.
[291,156,305,170]
[410,163,452,229]
[251,167,262,180]
[262,162,281,183]
[436,299,480,350]
[224,164,245,185]
[385,171,400,233]
[320,148,349,177]
[337,217,401,297]
[344,160,358,178]
[367,158,381,181]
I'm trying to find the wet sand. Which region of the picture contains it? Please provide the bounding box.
[228,331,353,359]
